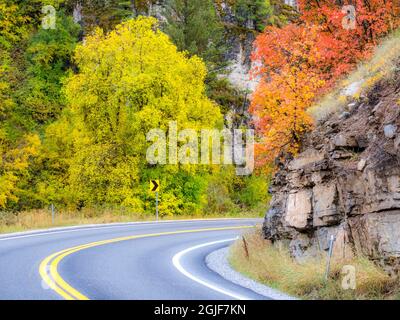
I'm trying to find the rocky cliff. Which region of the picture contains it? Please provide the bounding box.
[264,65,400,274]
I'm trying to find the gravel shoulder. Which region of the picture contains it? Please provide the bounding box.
[206,246,298,301]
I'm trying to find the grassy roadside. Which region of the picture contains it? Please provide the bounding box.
[229,228,400,300]
[0,208,262,235]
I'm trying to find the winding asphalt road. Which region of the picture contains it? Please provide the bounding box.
[0,219,267,300]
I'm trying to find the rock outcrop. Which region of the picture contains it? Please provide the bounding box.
[264,70,400,274]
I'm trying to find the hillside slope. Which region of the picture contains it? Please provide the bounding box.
[263,40,400,274]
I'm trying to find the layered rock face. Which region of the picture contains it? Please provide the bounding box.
[264,73,400,274]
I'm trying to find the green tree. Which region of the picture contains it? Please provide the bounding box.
[0,2,80,209]
[0,1,30,115]
[16,13,80,126]
[0,1,40,209]
[45,17,222,211]
[233,0,273,32]
[163,0,224,71]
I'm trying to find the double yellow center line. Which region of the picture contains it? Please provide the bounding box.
[39,226,253,300]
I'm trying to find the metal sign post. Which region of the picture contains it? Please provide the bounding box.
[150,180,160,221]
[325,235,336,281]
[156,191,159,221]
[51,203,55,225]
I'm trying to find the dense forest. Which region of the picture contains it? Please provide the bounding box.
[0,0,399,219]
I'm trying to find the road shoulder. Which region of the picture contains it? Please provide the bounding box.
[206,247,298,301]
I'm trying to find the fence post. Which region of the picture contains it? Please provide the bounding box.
[325,235,336,281]
[242,236,250,259]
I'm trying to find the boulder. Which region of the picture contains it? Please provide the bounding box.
[357,159,367,171]
[333,134,358,148]
[350,211,400,272]
[288,149,325,171]
[384,124,397,139]
[313,184,339,227]
[285,191,312,230]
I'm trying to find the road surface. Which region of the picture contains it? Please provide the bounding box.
[0,219,267,300]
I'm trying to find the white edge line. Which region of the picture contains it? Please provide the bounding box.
[0,218,261,242]
[172,238,252,301]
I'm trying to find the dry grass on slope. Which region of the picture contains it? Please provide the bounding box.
[229,229,400,300]
[0,208,261,235]
[308,29,400,123]
[0,209,148,234]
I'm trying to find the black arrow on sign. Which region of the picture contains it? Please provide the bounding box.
[151,180,159,192]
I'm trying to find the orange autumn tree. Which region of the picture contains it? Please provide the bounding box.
[250,0,400,170]
[298,0,400,80]
[250,24,325,167]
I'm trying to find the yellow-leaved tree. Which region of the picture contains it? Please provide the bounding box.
[44,17,222,214]
[0,132,40,208]
[0,2,40,208]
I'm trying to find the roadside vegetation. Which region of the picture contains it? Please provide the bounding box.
[1,1,399,234]
[308,29,400,122]
[250,0,399,171]
[230,22,400,301]
[1,1,277,221]
[230,228,400,300]
[0,208,263,235]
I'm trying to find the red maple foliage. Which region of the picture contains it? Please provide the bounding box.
[250,0,400,170]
